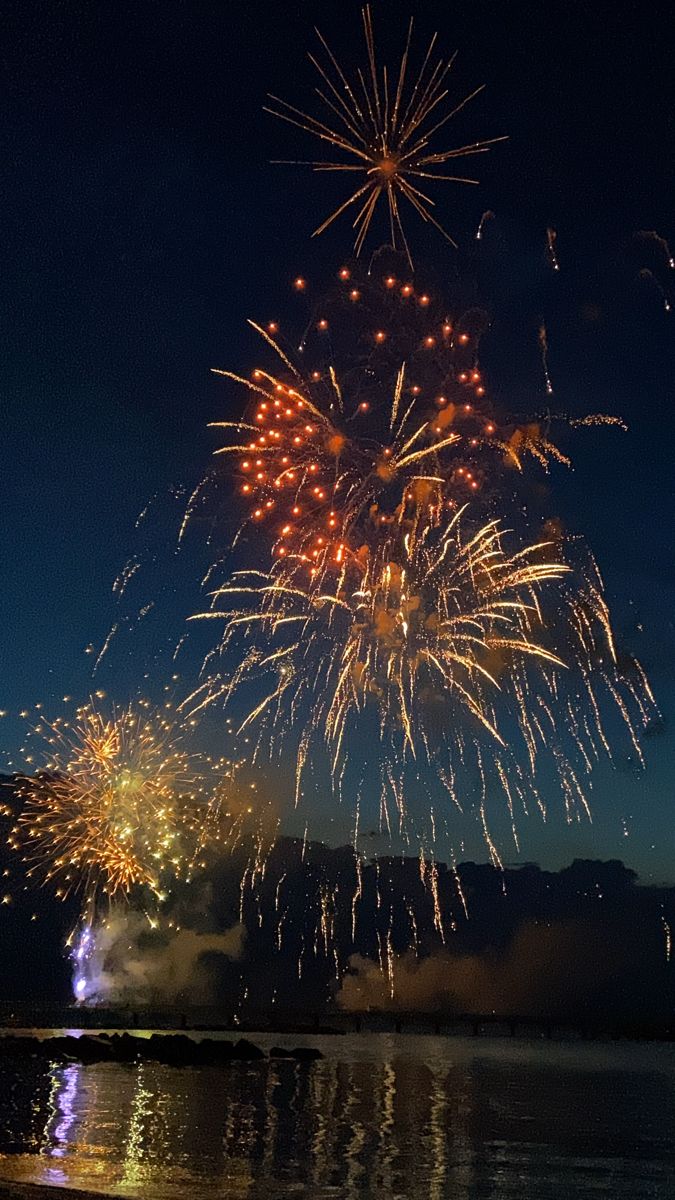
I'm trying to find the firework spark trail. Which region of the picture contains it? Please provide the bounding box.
[475,210,495,240]
[639,268,672,314]
[634,231,674,314]
[112,558,141,597]
[569,414,628,431]
[265,6,506,265]
[538,323,554,395]
[635,229,675,271]
[188,506,655,860]
[546,227,560,272]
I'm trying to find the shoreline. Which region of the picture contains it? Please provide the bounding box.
[3,1012,675,1043]
[0,1186,115,1200]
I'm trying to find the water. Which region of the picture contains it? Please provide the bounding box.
[1,1032,675,1198]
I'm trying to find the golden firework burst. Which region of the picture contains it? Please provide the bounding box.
[15,702,208,904]
[186,505,656,862]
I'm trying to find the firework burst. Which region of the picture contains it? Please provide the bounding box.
[266,6,506,264]
[187,507,656,861]
[209,265,621,584]
[14,702,210,909]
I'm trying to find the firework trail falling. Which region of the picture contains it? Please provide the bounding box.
[638,269,672,314]
[538,324,554,395]
[187,505,656,863]
[635,230,675,272]
[634,230,674,314]
[546,227,560,272]
[475,210,495,240]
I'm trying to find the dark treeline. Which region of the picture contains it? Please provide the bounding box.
[2,776,674,1022]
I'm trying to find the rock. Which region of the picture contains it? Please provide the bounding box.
[201,1039,236,1064]
[144,1034,196,1066]
[173,1038,216,1065]
[269,1045,295,1058]
[291,1046,323,1061]
[72,1036,114,1063]
[107,1034,140,1062]
[232,1038,266,1060]
[136,1034,166,1062]
[47,1036,84,1060]
[1,1031,271,1068]
[0,1035,37,1058]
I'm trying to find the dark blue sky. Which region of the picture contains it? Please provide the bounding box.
[2,0,674,876]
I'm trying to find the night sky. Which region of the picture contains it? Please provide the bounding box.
[2,1,674,878]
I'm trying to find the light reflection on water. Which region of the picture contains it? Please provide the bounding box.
[1,1034,675,1198]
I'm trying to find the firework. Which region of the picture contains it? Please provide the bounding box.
[475,210,495,240]
[266,6,506,264]
[188,506,656,861]
[635,229,675,272]
[6,11,659,1015]
[634,231,674,314]
[209,264,608,584]
[546,227,560,272]
[192,257,650,867]
[14,702,210,909]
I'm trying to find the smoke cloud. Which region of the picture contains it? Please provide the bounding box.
[338,921,628,1017]
[76,909,245,1005]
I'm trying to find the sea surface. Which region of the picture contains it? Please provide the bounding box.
[1,1031,675,1198]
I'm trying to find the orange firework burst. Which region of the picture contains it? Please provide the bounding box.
[208,265,617,582]
[15,702,208,905]
[266,6,506,264]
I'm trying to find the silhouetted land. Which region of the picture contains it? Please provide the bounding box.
[2,775,674,1026]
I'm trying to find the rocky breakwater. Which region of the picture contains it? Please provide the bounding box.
[0,1032,323,1067]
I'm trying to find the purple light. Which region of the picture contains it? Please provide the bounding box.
[74,927,92,963]
[49,1064,80,1157]
[71,925,94,1002]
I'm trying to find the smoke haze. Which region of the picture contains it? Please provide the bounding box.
[339,921,638,1017]
[79,909,245,1005]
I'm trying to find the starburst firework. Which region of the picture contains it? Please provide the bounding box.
[266,7,506,264]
